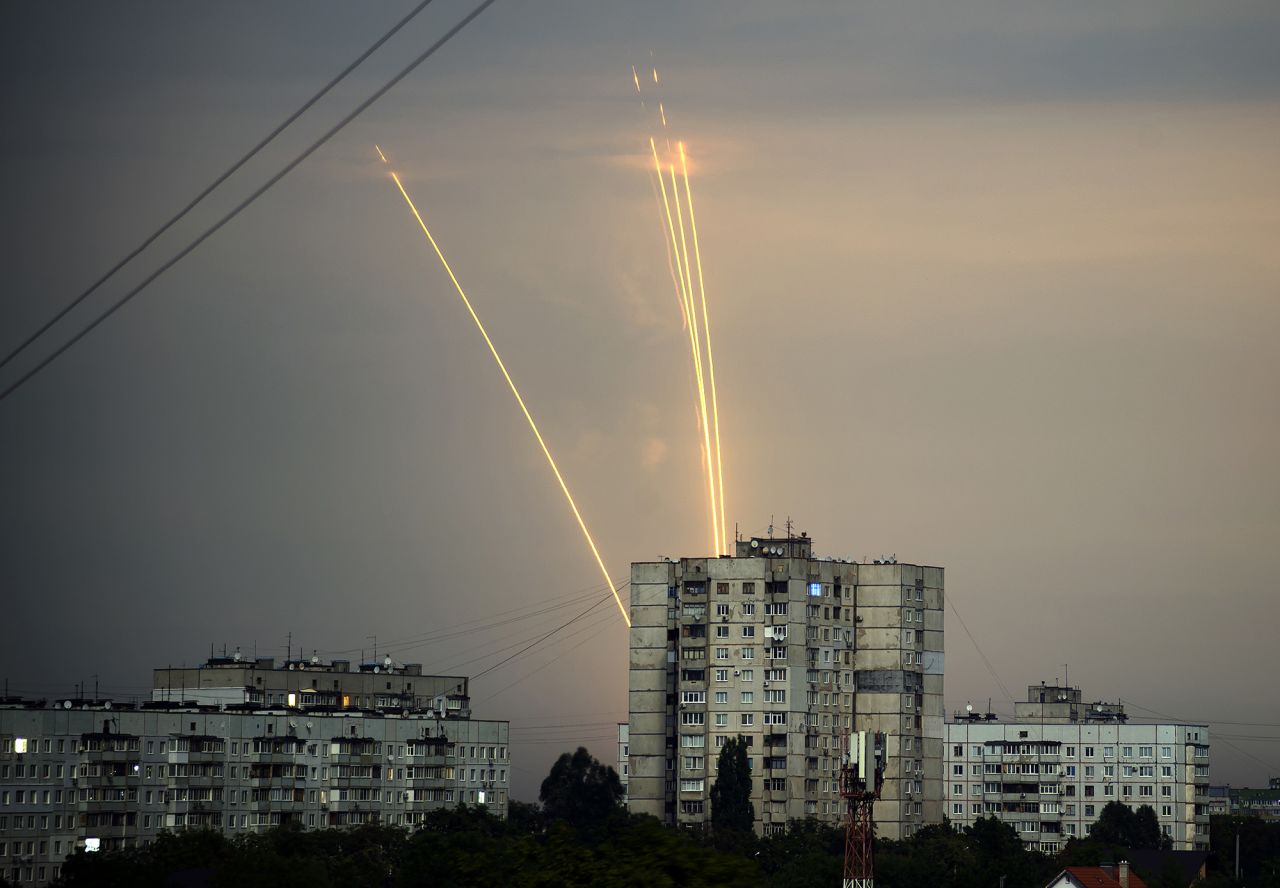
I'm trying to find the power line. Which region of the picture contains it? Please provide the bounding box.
[475,606,617,702]
[946,595,1016,707]
[0,0,499,404]
[462,594,618,679]
[472,591,617,681]
[1123,699,1280,775]
[0,0,438,375]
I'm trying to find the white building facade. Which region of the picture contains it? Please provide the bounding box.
[945,686,1209,852]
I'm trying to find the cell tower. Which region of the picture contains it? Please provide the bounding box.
[839,730,886,888]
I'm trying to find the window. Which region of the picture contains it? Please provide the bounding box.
[1084,746,1095,757]
[681,712,705,726]
[764,689,786,703]
[740,692,754,704]
[715,648,730,660]
[1065,746,1075,757]
[740,648,755,660]
[741,603,756,616]
[953,764,964,775]
[716,583,729,595]
[1161,766,1173,777]
[740,714,754,726]
[1161,746,1172,758]
[715,714,728,727]
[740,669,754,682]
[1162,805,1172,817]
[1085,766,1095,778]
[715,692,728,704]
[1122,746,1133,757]
[742,582,755,595]
[679,779,705,793]
[716,626,729,638]
[681,735,705,748]
[1139,746,1153,758]
[1104,746,1115,758]
[681,691,705,704]
[715,669,729,682]
[741,626,756,638]
[1161,786,1172,798]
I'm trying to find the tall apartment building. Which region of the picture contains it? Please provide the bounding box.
[945,683,1210,852]
[628,533,944,838]
[0,654,510,886]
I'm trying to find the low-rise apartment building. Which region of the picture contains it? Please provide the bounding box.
[0,654,509,886]
[945,684,1210,852]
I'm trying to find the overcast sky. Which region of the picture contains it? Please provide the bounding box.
[2,1,1278,799]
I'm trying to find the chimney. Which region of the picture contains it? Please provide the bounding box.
[1118,860,1130,888]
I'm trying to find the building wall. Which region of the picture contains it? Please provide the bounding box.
[0,703,509,886]
[627,540,943,839]
[944,721,1210,852]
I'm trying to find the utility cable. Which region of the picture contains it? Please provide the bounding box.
[471,591,616,681]
[0,0,439,374]
[0,0,498,404]
[946,595,1016,707]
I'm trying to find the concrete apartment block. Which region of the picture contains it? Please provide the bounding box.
[627,534,943,838]
[945,685,1210,852]
[0,655,510,887]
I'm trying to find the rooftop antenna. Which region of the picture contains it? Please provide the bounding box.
[368,635,377,662]
[768,516,775,539]
[287,631,292,662]
[785,516,793,537]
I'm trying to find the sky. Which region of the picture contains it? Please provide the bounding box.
[1,1,1278,801]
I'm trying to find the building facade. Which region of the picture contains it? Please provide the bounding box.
[0,655,509,886]
[627,534,944,838]
[945,684,1210,852]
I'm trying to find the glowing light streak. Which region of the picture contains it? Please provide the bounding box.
[679,142,727,554]
[378,149,630,627]
[631,65,641,94]
[650,138,718,555]
[669,159,720,557]
[659,102,667,128]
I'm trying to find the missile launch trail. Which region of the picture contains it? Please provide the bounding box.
[679,142,727,554]
[375,145,631,628]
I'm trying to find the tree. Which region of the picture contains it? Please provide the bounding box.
[1089,801,1170,850]
[538,746,625,832]
[710,735,754,837]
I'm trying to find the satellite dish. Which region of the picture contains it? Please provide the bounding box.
[63,700,72,709]
[750,540,759,549]
[104,701,111,710]
[373,666,380,674]
[966,703,973,713]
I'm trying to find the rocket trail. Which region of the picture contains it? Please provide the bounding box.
[669,160,720,557]
[680,142,727,554]
[377,148,631,628]
[651,138,718,556]
[636,65,730,556]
